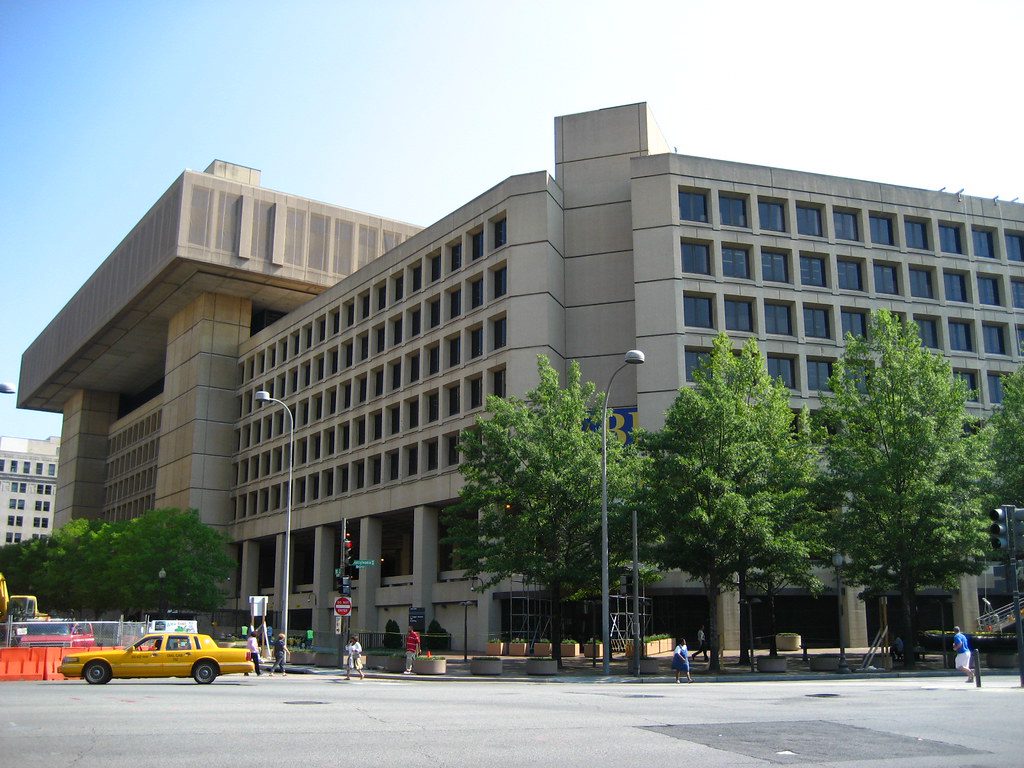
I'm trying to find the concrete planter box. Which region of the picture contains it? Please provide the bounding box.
[559,643,578,657]
[413,658,446,675]
[985,652,1019,668]
[530,642,552,656]
[775,634,801,652]
[628,658,661,675]
[526,658,558,676]
[470,657,503,676]
[288,650,317,666]
[808,655,839,672]
[366,653,390,670]
[756,656,788,673]
[508,642,527,656]
[486,641,505,656]
[385,655,406,673]
[583,643,603,659]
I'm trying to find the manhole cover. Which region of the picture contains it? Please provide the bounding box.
[284,701,328,705]
[805,693,840,698]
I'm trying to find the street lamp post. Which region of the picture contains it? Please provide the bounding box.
[601,349,645,675]
[255,390,295,649]
[631,506,641,677]
[158,567,167,616]
[832,552,851,674]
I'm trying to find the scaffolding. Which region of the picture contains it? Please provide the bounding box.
[609,593,652,653]
[507,576,551,650]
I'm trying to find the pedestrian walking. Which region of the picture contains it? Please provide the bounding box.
[404,625,421,673]
[246,631,262,677]
[270,632,287,676]
[952,626,974,683]
[672,637,693,683]
[346,635,365,680]
[697,625,709,660]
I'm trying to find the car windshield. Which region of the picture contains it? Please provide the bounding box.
[25,623,70,636]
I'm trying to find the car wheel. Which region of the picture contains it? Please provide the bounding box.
[83,661,112,685]
[192,661,218,684]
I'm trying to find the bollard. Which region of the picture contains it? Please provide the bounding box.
[974,649,982,688]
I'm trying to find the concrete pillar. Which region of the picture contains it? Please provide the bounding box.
[412,505,439,626]
[954,574,980,631]
[843,587,869,648]
[716,590,741,651]
[155,292,251,529]
[239,539,259,608]
[54,389,119,527]
[471,588,498,653]
[358,516,383,631]
[312,525,336,646]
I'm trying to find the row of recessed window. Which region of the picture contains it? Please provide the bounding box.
[679,188,1024,260]
[684,348,1010,404]
[243,263,507,386]
[4,482,54,495]
[682,239,1024,307]
[3,514,50,527]
[0,460,57,475]
[241,314,508,444]
[234,371,507,516]
[238,366,506,484]
[682,293,1022,356]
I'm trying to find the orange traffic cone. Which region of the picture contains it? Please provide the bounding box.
[426,650,432,658]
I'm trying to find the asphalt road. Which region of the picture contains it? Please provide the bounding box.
[3,674,1021,767]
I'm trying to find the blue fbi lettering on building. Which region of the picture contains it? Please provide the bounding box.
[584,407,638,445]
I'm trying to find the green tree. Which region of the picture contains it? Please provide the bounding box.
[641,334,819,670]
[987,367,1024,506]
[819,310,988,666]
[444,355,639,665]
[102,508,235,615]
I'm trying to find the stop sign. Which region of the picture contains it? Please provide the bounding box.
[334,596,352,617]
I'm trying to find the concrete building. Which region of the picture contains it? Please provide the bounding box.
[0,437,60,545]
[19,104,1024,651]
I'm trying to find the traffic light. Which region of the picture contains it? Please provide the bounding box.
[343,531,353,566]
[990,506,1024,551]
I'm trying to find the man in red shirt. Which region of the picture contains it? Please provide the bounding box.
[404,625,421,673]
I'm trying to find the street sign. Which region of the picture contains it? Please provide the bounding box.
[335,616,343,634]
[334,596,353,617]
[354,559,377,568]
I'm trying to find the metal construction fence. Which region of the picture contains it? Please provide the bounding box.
[1,619,149,649]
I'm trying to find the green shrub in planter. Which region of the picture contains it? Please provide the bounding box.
[421,619,450,651]
[383,619,403,649]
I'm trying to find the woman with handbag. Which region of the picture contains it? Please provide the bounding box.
[345,635,365,680]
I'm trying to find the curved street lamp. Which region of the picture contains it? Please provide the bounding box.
[255,390,295,650]
[601,349,645,675]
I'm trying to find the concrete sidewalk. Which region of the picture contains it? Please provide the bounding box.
[287,647,1017,684]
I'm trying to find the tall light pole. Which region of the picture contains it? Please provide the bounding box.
[601,349,645,675]
[832,552,851,674]
[255,390,295,649]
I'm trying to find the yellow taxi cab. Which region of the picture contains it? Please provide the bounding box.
[59,633,253,684]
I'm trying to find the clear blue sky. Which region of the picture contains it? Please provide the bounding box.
[2,0,1022,439]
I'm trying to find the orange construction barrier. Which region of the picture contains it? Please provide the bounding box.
[0,647,41,681]
[41,647,67,680]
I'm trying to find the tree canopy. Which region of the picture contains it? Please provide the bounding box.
[640,334,821,669]
[443,355,640,662]
[0,508,234,618]
[986,367,1024,507]
[818,310,989,663]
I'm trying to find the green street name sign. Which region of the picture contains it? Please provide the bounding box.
[354,559,377,568]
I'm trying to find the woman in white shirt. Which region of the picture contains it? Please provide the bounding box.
[345,635,365,680]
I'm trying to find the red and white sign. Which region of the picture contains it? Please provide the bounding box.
[334,596,353,617]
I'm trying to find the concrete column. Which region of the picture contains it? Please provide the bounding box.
[716,590,741,651]
[54,389,119,527]
[953,574,980,631]
[358,516,383,631]
[472,588,498,652]
[312,525,336,646]
[412,505,439,626]
[843,587,869,648]
[239,539,259,608]
[155,292,251,529]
